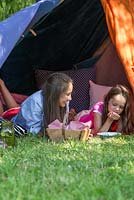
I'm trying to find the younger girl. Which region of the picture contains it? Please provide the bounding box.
[79,85,134,135]
[0,73,73,135]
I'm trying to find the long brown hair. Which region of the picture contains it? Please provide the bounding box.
[42,72,73,128]
[102,85,134,134]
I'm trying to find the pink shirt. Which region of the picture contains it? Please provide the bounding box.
[79,102,104,128]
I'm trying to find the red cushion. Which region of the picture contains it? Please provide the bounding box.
[2,107,20,120]
[0,93,28,105]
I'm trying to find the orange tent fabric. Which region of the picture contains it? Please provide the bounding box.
[101,0,134,93]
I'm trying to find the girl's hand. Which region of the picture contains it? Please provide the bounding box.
[108,111,120,121]
[68,108,76,121]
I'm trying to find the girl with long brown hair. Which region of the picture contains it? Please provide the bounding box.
[80,85,134,135]
[0,73,73,135]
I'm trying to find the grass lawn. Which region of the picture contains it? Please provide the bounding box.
[0,135,134,200]
[0,0,35,21]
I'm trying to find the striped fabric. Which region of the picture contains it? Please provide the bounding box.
[0,117,27,137]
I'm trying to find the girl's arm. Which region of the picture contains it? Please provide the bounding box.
[93,111,120,134]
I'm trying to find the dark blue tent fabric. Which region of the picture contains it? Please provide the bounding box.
[0,0,62,68]
[0,0,108,95]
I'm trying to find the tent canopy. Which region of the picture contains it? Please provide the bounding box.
[0,0,133,95]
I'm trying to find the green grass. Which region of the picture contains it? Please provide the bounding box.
[0,136,134,200]
[1,1,134,198]
[0,0,35,21]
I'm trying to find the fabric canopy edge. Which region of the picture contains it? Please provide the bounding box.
[101,0,134,94]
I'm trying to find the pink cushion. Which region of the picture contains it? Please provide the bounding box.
[35,67,96,112]
[89,80,112,108]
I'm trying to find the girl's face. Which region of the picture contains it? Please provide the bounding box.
[108,94,126,115]
[59,82,73,107]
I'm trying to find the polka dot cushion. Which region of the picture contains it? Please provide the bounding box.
[35,66,96,112]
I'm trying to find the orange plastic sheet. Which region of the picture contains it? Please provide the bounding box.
[101,0,134,93]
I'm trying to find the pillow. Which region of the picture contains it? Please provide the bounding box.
[2,107,21,120]
[89,80,112,108]
[35,66,96,113]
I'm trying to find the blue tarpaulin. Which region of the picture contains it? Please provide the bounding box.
[0,0,108,96]
[0,0,62,68]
